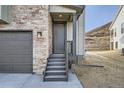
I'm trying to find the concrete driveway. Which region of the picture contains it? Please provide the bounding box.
[0,71,82,88]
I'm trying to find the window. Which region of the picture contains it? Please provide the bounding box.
[111,29,114,37]
[121,23,124,34]
[0,5,11,23]
[115,41,118,49]
[115,28,116,37]
[115,31,116,37]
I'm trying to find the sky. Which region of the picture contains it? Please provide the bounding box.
[85,5,119,32]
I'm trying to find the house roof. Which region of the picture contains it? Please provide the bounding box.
[109,5,123,29]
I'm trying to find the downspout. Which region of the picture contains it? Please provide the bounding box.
[72,13,77,64]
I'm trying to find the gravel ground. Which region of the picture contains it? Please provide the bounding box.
[75,51,124,88]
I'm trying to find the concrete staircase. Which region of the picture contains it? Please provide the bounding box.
[43,53,68,81]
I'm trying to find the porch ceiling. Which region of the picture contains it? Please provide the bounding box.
[51,13,72,22]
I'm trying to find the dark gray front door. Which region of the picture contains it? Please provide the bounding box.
[0,31,32,73]
[53,23,65,53]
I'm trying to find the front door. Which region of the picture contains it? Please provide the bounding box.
[53,23,65,53]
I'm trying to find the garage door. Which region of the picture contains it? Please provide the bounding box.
[0,31,32,73]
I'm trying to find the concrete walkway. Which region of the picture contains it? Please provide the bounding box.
[0,71,82,88]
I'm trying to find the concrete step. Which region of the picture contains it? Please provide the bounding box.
[47,62,65,66]
[50,54,65,58]
[48,58,65,62]
[45,70,66,75]
[43,53,68,82]
[47,66,66,70]
[44,75,67,81]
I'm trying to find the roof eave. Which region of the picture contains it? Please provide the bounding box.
[62,5,85,14]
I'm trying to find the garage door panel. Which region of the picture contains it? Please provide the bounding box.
[0,46,32,50]
[0,58,32,64]
[0,63,32,65]
[0,54,32,58]
[0,31,32,73]
[0,55,32,63]
[13,65,32,73]
[0,65,32,73]
[0,41,31,47]
[0,65,13,73]
[0,40,32,51]
[0,32,32,40]
[0,50,32,55]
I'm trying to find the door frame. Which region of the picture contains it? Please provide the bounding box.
[52,21,67,54]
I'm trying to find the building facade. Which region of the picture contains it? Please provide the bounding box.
[0,5,85,77]
[110,6,124,51]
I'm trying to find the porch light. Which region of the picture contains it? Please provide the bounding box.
[59,14,63,18]
[37,32,42,39]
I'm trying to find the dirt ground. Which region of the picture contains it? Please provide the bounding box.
[75,51,124,88]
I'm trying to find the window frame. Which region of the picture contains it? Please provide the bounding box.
[115,28,116,37]
[121,23,124,34]
[111,29,114,37]
[115,41,118,49]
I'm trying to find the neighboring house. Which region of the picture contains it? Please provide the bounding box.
[0,5,85,81]
[85,22,111,51]
[110,6,124,51]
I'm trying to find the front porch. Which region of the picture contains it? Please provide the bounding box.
[43,5,85,81]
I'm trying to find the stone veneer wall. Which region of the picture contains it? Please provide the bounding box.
[0,5,52,74]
